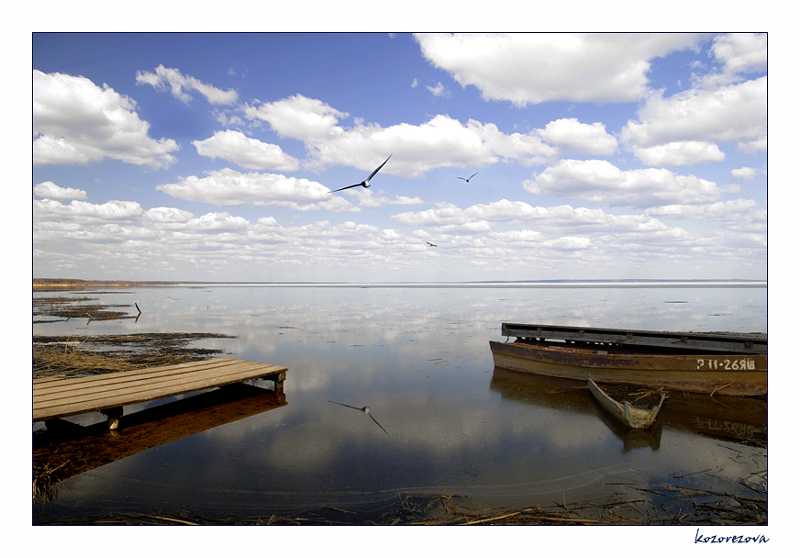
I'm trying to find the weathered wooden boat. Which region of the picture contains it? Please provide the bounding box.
[489,323,767,397]
[588,377,665,429]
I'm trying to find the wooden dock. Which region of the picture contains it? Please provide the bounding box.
[34,384,287,498]
[33,358,287,430]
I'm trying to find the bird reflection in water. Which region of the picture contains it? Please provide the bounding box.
[328,400,389,435]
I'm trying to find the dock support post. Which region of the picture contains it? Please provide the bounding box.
[103,407,124,430]
[265,371,285,396]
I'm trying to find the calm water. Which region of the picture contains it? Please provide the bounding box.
[32,284,768,523]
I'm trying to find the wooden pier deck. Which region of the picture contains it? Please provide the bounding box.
[34,384,287,497]
[33,358,287,429]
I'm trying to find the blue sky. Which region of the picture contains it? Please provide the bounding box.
[32,31,768,282]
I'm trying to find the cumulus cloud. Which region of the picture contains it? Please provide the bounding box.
[142,207,195,226]
[245,95,617,175]
[731,167,759,181]
[392,200,670,236]
[737,136,767,154]
[545,236,593,250]
[245,94,348,140]
[33,70,179,168]
[539,118,617,155]
[33,181,87,201]
[415,33,702,106]
[192,130,300,171]
[343,189,425,209]
[185,212,250,232]
[136,64,238,105]
[622,77,766,150]
[524,159,722,208]
[34,199,143,222]
[646,199,758,221]
[634,141,725,167]
[156,168,356,212]
[698,33,767,87]
[712,33,767,73]
[311,115,501,176]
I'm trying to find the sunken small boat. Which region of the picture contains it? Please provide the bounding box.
[588,377,665,429]
[489,323,767,397]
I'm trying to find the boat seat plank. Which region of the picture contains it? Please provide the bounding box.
[502,323,767,355]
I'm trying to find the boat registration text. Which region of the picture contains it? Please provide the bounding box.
[696,358,757,371]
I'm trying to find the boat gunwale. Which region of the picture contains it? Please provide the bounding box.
[501,322,767,355]
[489,339,767,396]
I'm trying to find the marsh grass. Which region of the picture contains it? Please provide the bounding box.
[32,333,236,379]
[33,296,134,323]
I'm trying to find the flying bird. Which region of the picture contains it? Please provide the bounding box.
[328,400,389,434]
[426,241,437,247]
[330,154,392,193]
[456,171,479,183]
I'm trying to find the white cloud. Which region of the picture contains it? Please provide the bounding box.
[646,199,758,221]
[136,64,238,105]
[33,70,179,168]
[731,167,758,181]
[712,33,767,74]
[645,200,766,245]
[34,199,143,222]
[426,81,448,97]
[634,141,725,167]
[737,136,767,154]
[415,33,702,106]
[185,212,250,232]
[545,236,593,250]
[539,118,617,156]
[622,77,766,150]
[524,159,722,208]
[192,130,300,171]
[245,94,348,140]
[246,95,618,175]
[699,33,767,87]
[310,115,502,176]
[156,168,356,212]
[392,200,671,236]
[142,207,195,226]
[343,189,425,209]
[33,181,87,201]
[33,193,765,282]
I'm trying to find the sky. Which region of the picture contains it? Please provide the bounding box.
[31,31,768,283]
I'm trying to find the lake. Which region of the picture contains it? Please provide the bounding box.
[32,283,768,525]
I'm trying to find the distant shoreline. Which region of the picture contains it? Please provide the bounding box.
[33,278,768,291]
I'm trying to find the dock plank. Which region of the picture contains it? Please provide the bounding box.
[33,358,287,423]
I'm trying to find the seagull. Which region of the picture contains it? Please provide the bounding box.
[426,241,437,247]
[328,400,389,434]
[330,154,392,193]
[456,171,479,183]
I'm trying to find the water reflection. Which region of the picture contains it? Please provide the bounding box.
[32,284,767,523]
[490,367,767,450]
[328,400,390,435]
[33,383,287,501]
[489,369,664,452]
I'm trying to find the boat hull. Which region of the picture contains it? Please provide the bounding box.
[490,340,767,396]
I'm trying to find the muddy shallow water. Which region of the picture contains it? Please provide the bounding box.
[32,283,767,525]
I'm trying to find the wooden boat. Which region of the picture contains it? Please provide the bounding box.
[588,377,665,429]
[489,323,767,397]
